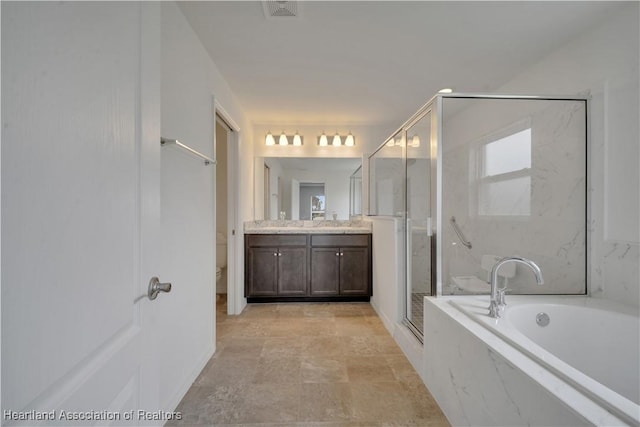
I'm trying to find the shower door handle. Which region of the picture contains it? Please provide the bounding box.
[148,276,172,300]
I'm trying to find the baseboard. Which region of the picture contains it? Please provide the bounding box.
[247,296,370,303]
[370,301,424,377]
[370,300,395,336]
[392,323,424,378]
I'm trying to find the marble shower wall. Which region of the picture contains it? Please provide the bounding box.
[441,98,587,294]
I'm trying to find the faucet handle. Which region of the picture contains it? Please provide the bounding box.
[497,288,510,306]
[488,300,504,318]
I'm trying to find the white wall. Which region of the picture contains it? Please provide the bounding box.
[369,217,423,374]
[370,218,403,332]
[495,2,639,306]
[159,1,253,412]
[262,157,284,220]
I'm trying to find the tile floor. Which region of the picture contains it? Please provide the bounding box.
[167,295,450,427]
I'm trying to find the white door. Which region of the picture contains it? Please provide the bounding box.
[2,2,164,424]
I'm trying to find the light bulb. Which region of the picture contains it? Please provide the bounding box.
[318,133,328,146]
[293,132,302,146]
[344,132,355,146]
[265,132,275,146]
[278,132,288,146]
[332,133,341,146]
[410,135,420,147]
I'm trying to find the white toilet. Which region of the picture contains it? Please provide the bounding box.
[216,232,227,292]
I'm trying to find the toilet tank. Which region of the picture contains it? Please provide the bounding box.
[216,232,227,268]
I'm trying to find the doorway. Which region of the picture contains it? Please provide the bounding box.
[215,116,230,299]
[214,106,241,316]
[299,183,326,220]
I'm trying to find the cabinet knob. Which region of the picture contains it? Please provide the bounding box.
[278,253,282,257]
[274,253,278,256]
[336,252,340,256]
[340,253,344,256]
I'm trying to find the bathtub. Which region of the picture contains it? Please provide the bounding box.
[423,295,640,426]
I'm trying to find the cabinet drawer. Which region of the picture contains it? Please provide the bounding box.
[246,234,308,247]
[311,234,370,247]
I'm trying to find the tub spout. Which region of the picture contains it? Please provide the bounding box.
[489,256,544,318]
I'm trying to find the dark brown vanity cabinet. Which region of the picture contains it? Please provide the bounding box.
[245,234,308,297]
[245,233,371,302]
[310,234,371,297]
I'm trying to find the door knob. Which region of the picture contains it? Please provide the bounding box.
[148,277,172,300]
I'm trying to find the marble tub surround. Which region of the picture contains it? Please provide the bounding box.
[244,219,372,234]
[168,296,449,426]
[423,296,636,427]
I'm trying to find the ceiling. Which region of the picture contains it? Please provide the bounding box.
[179,1,621,127]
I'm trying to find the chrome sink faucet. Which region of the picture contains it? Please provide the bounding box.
[488,256,544,318]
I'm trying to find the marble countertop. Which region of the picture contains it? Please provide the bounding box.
[245,227,372,234]
[244,220,372,234]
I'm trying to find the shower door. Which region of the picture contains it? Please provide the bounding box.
[405,108,435,336]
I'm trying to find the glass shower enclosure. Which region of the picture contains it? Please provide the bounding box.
[368,94,588,339]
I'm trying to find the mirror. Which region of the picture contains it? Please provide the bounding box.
[257,157,362,220]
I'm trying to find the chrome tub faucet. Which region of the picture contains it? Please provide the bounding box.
[488,256,544,318]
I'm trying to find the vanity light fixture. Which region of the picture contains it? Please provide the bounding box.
[317,132,355,147]
[265,131,276,146]
[265,131,304,146]
[278,131,288,146]
[318,132,329,146]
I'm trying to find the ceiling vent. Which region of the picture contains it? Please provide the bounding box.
[263,1,299,19]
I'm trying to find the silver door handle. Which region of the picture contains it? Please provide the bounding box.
[148,276,172,300]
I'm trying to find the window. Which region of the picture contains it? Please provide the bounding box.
[478,124,532,216]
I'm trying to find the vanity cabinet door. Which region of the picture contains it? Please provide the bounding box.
[310,234,372,297]
[277,246,308,295]
[247,247,279,296]
[339,247,370,295]
[310,248,340,296]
